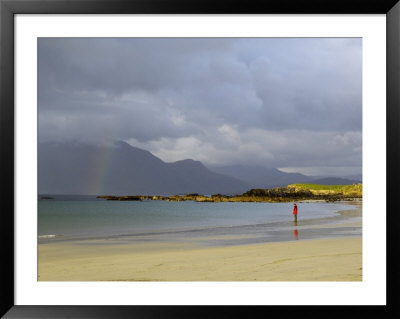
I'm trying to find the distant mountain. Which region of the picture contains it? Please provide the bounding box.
[38,141,250,195]
[208,164,360,188]
[207,164,311,189]
[343,174,362,182]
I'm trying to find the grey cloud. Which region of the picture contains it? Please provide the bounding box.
[38,38,362,176]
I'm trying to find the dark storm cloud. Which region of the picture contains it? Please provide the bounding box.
[38,38,362,175]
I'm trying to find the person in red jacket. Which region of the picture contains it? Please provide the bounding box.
[293,203,298,223]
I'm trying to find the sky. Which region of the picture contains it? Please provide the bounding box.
[38,38,362,177]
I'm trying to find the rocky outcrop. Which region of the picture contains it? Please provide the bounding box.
[97,195,153,201]
[40,196,54,200]
[97,184,362,203]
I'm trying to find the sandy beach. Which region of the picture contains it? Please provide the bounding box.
[38,202,362,282]
[38,236,362,281]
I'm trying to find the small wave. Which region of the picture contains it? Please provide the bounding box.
[38,234,58,239]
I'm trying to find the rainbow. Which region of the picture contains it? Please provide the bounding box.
[83,144,115,195]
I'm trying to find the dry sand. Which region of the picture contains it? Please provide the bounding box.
[38,236,362,281]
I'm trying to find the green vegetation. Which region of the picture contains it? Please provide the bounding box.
[287,183,362,197]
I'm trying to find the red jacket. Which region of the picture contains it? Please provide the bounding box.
[293,205,298,215]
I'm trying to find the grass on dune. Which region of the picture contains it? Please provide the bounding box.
[287,183,362,197]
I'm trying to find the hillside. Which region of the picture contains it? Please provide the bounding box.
[39,141,250,195]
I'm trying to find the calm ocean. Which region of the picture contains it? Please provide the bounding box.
[38,195,361,246]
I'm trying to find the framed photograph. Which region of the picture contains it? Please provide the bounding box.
[1,0,398,317]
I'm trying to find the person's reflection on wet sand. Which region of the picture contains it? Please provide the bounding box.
[293,221,299,240]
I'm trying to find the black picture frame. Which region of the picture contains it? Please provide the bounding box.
[1,0,399,318]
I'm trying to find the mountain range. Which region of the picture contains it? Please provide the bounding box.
[38,141,361,195]
[208,164,361,189]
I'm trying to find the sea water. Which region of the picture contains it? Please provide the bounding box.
[38,195,361,246]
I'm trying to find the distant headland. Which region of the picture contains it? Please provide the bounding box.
[97,183,362,203]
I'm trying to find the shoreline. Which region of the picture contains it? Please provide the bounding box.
[96,195,362,203]
[38,202,362,245]
[38,201,362,281]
